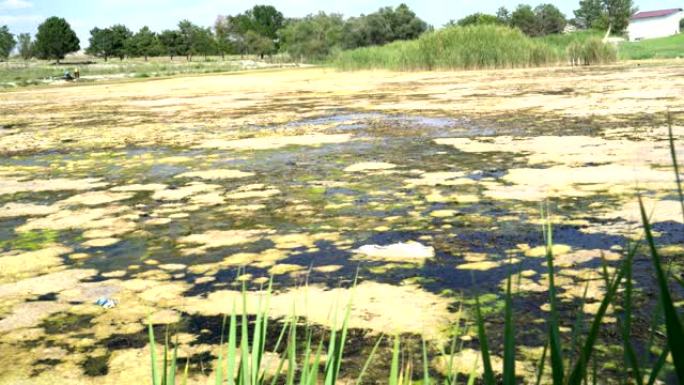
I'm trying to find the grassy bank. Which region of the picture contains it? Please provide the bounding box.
[333,25,616,71]
[619,33,684,60]
[0,55,295,89]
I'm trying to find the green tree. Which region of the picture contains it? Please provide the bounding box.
[214,15,236,59]
[177,20,198,61]
[128,26,158,61]
[244,30,274,58]
[457,13,504,27]
[604,0,634,33]
[341,3,427,49]
[86,28,112,61]
[86,25,131,61]
[243,5,284,40]
[109,25,132,60]
[193,27,216,60]
[574,0,605,29]
[510,5,539,36]
[33,17,80,63]
[176,21,216,61]
[574,0,634,33]
[387,3,428,41]
[344,13,392,48]
[279,12,344,61]
[496,7,511,24]
[159,30,181,60]
[17,33,32,60]
[0,25,16,60]
[535,4,567,35]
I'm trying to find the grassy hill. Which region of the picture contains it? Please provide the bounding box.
[619,33,684,60]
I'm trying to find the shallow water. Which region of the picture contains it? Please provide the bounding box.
[0,111,682,383]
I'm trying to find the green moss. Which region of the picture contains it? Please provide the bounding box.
[0,229,60,251]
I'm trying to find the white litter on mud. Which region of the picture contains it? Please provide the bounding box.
[352,241,435,262]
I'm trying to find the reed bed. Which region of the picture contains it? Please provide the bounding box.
[334,25,616,71]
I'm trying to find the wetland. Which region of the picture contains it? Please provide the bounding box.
[0,64,682,384]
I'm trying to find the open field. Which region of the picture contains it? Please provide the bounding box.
[0,62,683,384]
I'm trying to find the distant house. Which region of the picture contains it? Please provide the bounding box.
[627,8,683,41]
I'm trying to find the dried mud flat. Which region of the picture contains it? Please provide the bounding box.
[0,63,683,384]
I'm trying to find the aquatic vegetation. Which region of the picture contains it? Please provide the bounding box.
[175,169,255,180]
[197,134,352,151]
[0,245,72,278]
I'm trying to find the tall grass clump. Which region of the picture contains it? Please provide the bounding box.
[147,277,381,385]
[334,25,619,71]
[566,37,617,66]
[335,25,559,71]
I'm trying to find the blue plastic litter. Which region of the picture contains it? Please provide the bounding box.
[95,297,117,309]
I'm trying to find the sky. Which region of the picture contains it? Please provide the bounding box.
[1,0,682,44]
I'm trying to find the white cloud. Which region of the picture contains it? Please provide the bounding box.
[0,0,33,11]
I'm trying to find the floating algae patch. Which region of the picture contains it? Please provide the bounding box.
[180,280,455,341]
[0,245,72,278]
[604,197,684,224]
[17,205,136,234]
[523,244,572,257]
[82,237,121,248]
[0,177,107,196]
[404,171,474,187]
[488,165,675,201]
[0,202,59,218]
[151,182,222,201]
[178,229,275,254]
[58,191,134,206]
[225,186,281,200]
[435,135,683,168]
[110,183,167,192]
[197,134,352,150]
[430,209,458,218]
[0,301,69,333]
[175,169,255,180]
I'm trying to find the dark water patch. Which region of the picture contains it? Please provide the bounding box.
[30,358,63,377]
[148,163,187,179]
[650,221,684,244]
[82,354,110,376]
[41,312,95,335]
[29,292,59,302]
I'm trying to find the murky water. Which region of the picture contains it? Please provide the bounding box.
[0,111,682,383]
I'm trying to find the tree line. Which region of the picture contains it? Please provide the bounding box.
[0,0,635,63]
[0,4,426,63]
[451,0,635,37]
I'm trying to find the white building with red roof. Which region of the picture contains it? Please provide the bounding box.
[627,8,683,41]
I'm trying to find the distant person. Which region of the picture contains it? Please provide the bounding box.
[74,68,80,80]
